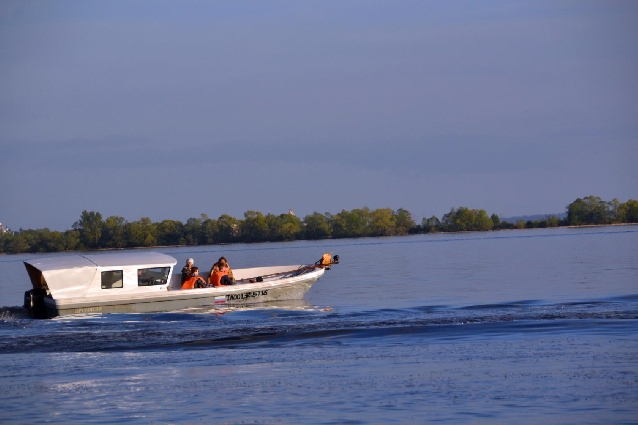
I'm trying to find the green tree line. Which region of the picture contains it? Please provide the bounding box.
[1,196,636,254]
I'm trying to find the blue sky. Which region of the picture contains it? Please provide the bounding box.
[1,1,636,230]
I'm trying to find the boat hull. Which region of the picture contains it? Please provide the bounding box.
[42,269,322,317]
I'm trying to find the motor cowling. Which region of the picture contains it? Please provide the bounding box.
[24,289,48,319]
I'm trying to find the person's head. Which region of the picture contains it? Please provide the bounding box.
[191,266,199,275]
[218,256,227,265]
[186,258,194,266]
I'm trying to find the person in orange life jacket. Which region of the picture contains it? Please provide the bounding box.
[181,267,209,289]
[181,258,195,286]
[209,256,234,283]
[210,262,234,287]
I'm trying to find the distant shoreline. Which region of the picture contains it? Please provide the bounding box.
[2,222,636,257]
[2,196,636,255]
[565,222,638,229]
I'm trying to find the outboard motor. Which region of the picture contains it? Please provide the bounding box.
[24,289,48,319]
[314,253,339,270]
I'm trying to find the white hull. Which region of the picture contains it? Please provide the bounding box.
[43,267,324,316]
[24,251,336,318]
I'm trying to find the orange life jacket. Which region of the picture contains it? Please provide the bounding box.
[181,275,200,290]
[210,269,228,287]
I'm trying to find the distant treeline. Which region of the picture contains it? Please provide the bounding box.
[1,196,636,254]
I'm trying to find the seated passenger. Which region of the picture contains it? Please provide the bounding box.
[181,258,195,286]
[209,262,234,287]
[209,256,235,284]
[181,267,209,290]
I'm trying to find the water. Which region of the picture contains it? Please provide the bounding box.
[0,227,637,424]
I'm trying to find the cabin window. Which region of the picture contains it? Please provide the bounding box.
[137,267,170,286]
[101,270,123,289]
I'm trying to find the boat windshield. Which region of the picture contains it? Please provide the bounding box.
[137,267,171,286]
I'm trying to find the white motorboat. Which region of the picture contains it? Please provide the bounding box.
[23,251,338,318]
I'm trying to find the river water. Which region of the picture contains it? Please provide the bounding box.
[0,226,637,424]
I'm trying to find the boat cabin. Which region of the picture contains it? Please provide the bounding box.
[24,252,177,299]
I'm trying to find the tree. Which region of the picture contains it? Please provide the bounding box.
[63,230,80,251]
[125,217,157,247]
[2,232,30,253]
[440,207,493,231]
[329,208,371,238]
[303,212,331,239]
[184,216,206,245]
[102,216,127,248]
[216,214,239,243]
[279,216,303,240]
[370,208,396,236]
[330,210,349,238]
[73,210,103,248]
[14,233,31,253]
[625,199,638,223]
[441,208,457,231]
[420,215,440,233]
[156,220,184,246]
[491,214,500,227]
[546,215,560,227]
[475,210,494,231]
[201,216,219,245]
[19,228,49,252]
[608,198,625,223]
[394,208,416,235]
[454,207,473,231]
[346,208,371,237]
[567,196,609,225]
[49,231,70,252]
[268,213,303,241]
[241,210,270,242]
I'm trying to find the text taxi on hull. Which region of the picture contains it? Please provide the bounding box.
[23,251,338,318]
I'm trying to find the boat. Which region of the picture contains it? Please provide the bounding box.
[23,251,338,318]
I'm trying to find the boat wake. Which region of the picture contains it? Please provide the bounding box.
[1,296,637,354]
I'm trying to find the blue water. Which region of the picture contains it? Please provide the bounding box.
[0,227,637,423]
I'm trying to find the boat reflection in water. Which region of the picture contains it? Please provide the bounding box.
[176,298,320,315]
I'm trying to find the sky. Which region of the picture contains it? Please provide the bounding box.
[1,0,636,231]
